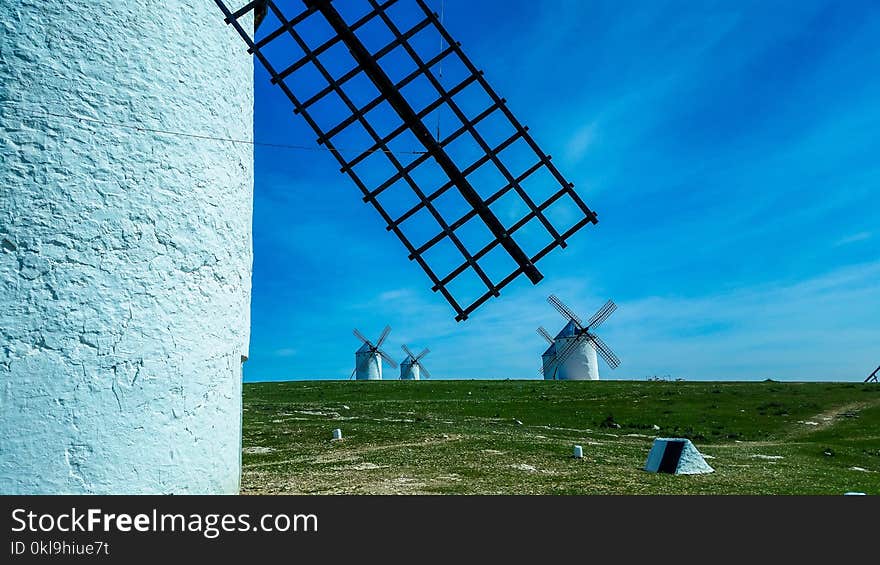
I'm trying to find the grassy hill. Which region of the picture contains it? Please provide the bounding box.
[242,380,880,494]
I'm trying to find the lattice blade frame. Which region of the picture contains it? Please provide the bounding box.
[215,0,599,321]
[588,332,620,370]
[537,326,554,345]
[587,299,617,330]
[401,343,417,360]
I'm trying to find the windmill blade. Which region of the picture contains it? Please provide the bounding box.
[353,328,374,348]
[401,344,417,361]
[588,333,620,369]
[415,348,430,362]
[375,325,392,348]
[552,334,589,368]
[418,363,432,379]
[548,295,584,328]
[377,348,399,369]
[538,358,555,377]
[536,326,554,345]
[349,366,358,381]
[587,300,617,330]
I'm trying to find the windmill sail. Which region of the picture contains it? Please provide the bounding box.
[587,300,617,329]
[215,0,598,321]
[587,332,620,369]
[537,326,554,345]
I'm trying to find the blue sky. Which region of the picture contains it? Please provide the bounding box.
[244,0,879,382]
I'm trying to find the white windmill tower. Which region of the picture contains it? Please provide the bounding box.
[539,295,621,380]
[352,326,397,381]
[400,345,432,381]
[0,1,254,494]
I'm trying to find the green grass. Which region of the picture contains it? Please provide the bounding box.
[241,380,880,494]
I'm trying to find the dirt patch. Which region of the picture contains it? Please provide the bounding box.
[346,462,387,471]
[242,447,274,455]
[510,463,538,472]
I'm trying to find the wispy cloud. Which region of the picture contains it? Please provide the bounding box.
[602,261,880,381]
[835,232,872,246]
[565,122,598,164]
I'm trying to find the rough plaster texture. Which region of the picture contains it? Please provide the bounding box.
[399,359,420,381]
[355,345,382,381]
[0,1,254,493]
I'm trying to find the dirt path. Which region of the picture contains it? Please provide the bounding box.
[707,398,880,449]
[786,399,880,437]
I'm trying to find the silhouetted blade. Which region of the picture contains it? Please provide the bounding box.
[548,295,584,328]
[587,300,617,330]
[378,348,399,369]
[376,325,392,348]
[401,344,417,361]
[537,326,554,345]
[353,328,373,348]
[588,333,620,369]
[415,348,430,362]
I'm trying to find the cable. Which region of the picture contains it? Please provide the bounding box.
[435,0,446,142]
[1,102,427,157]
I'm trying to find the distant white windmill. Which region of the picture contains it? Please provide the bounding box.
[399,345,432,381]
[539,295,620,380]
[352,326,397,381]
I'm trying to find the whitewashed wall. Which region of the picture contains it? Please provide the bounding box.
[355,347,382,380]
[0,1,254,493]
[400,360,420,381]
[554,338,600,381]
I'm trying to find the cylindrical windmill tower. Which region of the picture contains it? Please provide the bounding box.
[355,345,382,381]
[541,345,557,381]
[400,359,420,381]
[553,322,600,381]
[0,1,253,493]
[554,339,600,380]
